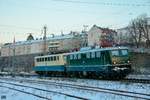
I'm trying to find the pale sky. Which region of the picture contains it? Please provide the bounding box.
[0,0,150,43]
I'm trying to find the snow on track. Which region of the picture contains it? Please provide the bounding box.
[0,76,150,100]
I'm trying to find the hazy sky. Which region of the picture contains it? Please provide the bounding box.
[0,0,150,43]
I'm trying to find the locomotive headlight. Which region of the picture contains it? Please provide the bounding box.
[127,60,130,63]
[113,61,116,64]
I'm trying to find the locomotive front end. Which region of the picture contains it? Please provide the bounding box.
[110,48,132,78]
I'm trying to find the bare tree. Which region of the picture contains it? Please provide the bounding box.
[139,15,150,48]
[128,14,150,48]
[128,19,142,48]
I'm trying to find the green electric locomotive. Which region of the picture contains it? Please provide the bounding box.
[65,47,131,78]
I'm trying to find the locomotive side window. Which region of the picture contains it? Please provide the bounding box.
[96,52,101,58]
[86,52,90,58]
[111,50,119,56]
[70,55,73,60]
[74,54,77,59]
[78,54,81,59]
[91,52,95,58]
[121,50,128,56]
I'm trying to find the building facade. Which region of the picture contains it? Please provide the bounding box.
[88,25,116,47]
[0,32,87,57]
[116,27,132,45]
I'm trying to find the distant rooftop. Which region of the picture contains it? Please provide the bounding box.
[2,32,85,47]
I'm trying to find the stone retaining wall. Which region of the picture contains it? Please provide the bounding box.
[130,53,150,74]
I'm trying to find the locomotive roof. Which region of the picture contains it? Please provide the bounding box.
[66,47,128,55]
[35,53,65,59]
[35,47,128,58]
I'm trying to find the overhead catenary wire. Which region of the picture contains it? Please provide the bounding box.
[0,24,40,31]
[52,0,150,7]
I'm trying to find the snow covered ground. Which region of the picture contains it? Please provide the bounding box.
[127,74,150,80]
[0,86,40,100]
[0,76,150,100]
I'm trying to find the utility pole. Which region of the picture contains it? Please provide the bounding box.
[83,25,88,33]
[12,36,15,76]
[43,25,48,76]
[82,25,88,47]
[43,25,47,55]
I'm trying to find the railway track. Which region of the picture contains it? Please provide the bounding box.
[0,85,52,100]
[0,77,150,100]
[27,79,150,100]
[0,81,89,100]
[122,78,150,84]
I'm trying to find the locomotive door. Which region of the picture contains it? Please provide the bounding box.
[101,51,111,65]
[101,51,105,65]
[81,53,86,65]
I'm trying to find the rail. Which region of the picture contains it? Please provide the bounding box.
[0,77,150,100]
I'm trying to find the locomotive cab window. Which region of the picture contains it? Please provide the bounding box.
[121,50,128,56]
[111,50,119,56]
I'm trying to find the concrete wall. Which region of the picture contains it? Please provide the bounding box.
[0,53,39,73]
[131,53,150,74]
